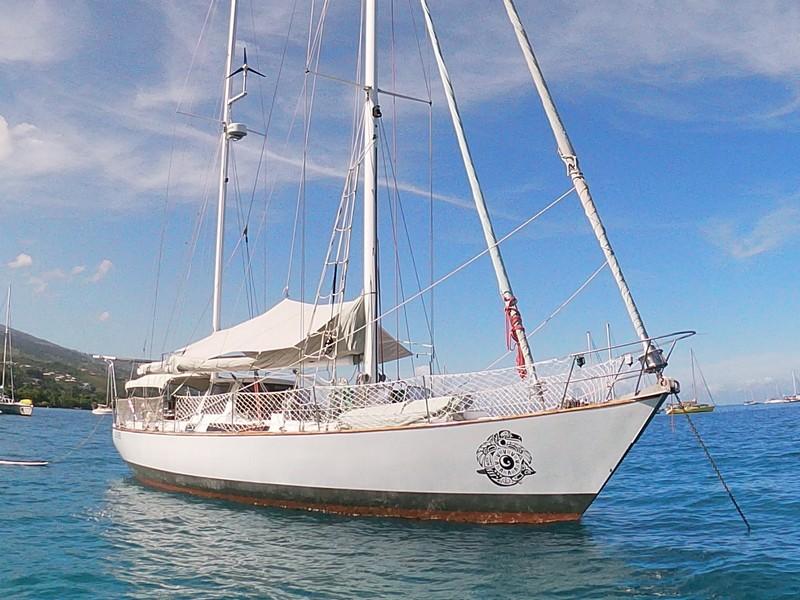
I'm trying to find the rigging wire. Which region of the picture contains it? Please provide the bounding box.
[243,0,300,311]
[160,139,221,353]
[284,0,331,299]
[227,145,258,317]
[379,121,416,376]
[271,187,576,373]
[362,187,576,349]
[148,0,221,357]
[227,0,310,313]
[377,118,437,371]
[149,0,238,354]
[694,353,718,406]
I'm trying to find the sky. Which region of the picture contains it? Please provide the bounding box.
[0,0,798,403]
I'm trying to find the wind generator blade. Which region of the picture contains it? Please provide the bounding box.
[228,66,245,78]
[249,66,266,78]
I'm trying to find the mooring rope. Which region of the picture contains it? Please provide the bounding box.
[1,413,111,467]
[50,413,111,464]
[673,393,751,533]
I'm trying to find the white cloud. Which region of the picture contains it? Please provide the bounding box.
[27,276,47,294]
[430,1,800,98]
[98,311,111,322]
[705,205,800,258]
[1,0,798,217]
[71,265,86,276]
[88,259,113,283]
[7,253,33,269]
[23,267,69,293]
[0,1,89,65]
[42,269,66,280]
[0,115,86,176]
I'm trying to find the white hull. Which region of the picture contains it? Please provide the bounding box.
[92,406,114,415]
[0,402,33,416]
[113,383,669,523]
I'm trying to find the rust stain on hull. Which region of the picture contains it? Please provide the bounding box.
[135,475,582,525]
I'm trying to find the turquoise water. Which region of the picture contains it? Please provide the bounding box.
[1,405,798,599]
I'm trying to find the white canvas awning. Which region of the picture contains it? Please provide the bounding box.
[124,373,209,391]
[137,297,411,376]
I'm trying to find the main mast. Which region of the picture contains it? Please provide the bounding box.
[362,0,380,382]
[502,0,665,370]
[212,0,240,333]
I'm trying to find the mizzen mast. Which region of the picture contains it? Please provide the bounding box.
[420,0,537,381]
[501,0,665,371]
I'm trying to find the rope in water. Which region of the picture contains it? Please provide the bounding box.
[0,412,110,467]
[674,393,751,533]
[49,413,110,464]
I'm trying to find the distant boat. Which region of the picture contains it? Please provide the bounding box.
[665,401,714,415]
[664,349,715,415]
[763,398,789,404]
[91,355,116,415]
[763,374,800,404]
[781,371,800,403]
[0,286,32,417]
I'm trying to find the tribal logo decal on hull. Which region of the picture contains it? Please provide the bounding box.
[476,430,535,486]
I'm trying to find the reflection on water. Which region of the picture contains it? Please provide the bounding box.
[2,406,800,598]
[103,478,633,599]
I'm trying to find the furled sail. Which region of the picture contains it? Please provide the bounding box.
[124,373,209,391]
[138,298,410,375]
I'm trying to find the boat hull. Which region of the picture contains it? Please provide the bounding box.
[113,385,669,523]
[0,402,33,416]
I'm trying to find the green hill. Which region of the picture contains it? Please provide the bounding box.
[3,328,134,409]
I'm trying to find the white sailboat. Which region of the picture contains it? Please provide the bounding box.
[0,287,33,417]
[112,0,691,523]
[91,355,116,415]
[783,371,800,403]
[765,372,800,404]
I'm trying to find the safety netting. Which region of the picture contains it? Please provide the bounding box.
[115,353,658,434]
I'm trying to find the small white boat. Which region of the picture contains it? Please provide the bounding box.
[0,287,32,417]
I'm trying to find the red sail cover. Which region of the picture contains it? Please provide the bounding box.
[504,295,527,379]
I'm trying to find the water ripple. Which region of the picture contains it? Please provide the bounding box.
[1,405,798,598]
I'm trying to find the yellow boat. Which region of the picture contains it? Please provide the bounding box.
[664,349,715,415]
[665,401,714,415]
